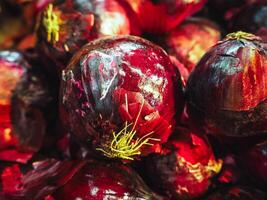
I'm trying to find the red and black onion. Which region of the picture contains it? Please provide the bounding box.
[60,35,184,161]
[186,31,267,137]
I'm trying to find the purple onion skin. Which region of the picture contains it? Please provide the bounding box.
[186,32,267,138]
[204,186,266,200]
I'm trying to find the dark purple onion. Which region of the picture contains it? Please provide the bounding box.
[186,31,267,138]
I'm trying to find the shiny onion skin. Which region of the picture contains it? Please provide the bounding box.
[37,0,135,76]
[60,36,184,161]
[4,159,161,200]
[121,0,206,34]
[205,186,266,200]
[53,161,161,200]
[142,129,222,199]
[186,32,267,137]
[164,18,221,78]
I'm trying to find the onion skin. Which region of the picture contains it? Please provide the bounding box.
[121,0,207,34]
[164,18,221,78]
[11,70,55,153]
[37,0,135,76]
[0,51,56,155]
[53,161,161,200]
[141,130,222,199]
[0,51,29,154]
[0,51,27,150]
[186,32,267,137]
[60,35,184,161]
[4,159,161,200]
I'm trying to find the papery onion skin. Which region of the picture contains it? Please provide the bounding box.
[60,35,184,161]
[186,32,267,137]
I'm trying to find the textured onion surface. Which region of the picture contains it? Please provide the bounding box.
[61,36,184,161]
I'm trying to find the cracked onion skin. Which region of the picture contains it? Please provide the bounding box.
[141,129,222,199]
[60,35,184,161]
[121,0,207,34]
[37,0,136,77]
[186,32,267,137]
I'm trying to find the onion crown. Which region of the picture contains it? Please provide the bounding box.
[42,4,61,43]
[96,95,160,160]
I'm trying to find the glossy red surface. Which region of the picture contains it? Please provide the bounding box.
[186,32,267,137]
[54,161,158,200]
[123,0,206,33]
[143,129,222,199]
[4,159,158,200]
[61,36,184,161]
